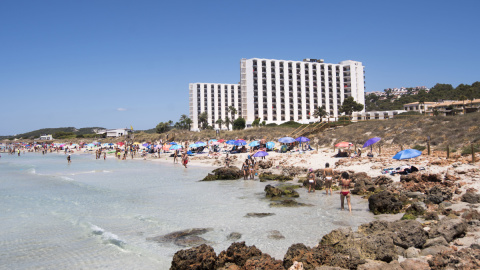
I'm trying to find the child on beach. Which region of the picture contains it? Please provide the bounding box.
[339,172,352,213]
[307,168,316,193]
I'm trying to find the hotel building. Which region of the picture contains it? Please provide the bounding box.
[190,58,365,131]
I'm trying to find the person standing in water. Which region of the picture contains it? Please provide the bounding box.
[182,152,189,168]
[242,159,249,180]
[323,163,334,195]
[339,172,352,212]
[67,154,71,164]
[307,168,316,193]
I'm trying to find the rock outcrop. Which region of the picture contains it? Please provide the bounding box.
[201,167,243,181]
[368,191,406,214]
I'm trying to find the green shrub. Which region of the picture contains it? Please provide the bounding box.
[233,117,246,130]
[401,213,416,220]
[413,145,426,151]
[266,123,278,127]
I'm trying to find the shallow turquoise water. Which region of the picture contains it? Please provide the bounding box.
[0,152,374,269]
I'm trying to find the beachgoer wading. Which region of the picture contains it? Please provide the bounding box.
[323,163,334,195]
[339,172,352,212]
[307,168,316,193]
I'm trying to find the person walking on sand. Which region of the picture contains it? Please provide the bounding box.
[67,154,71,164]
[339,172,352,212]
[104,152,106,160]
[323,163,334,195]
[307,168,316,193]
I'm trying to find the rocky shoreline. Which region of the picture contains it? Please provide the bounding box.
[166,160,480,269]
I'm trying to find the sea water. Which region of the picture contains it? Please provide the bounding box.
[0,152,374,269]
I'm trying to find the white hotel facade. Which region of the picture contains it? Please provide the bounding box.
[190,58,365,131]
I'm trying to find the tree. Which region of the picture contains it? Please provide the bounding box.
[228,106,237,123]
[339,97,364,116]
[261,120,266,126]
[155,122,170,133]
[198,112,208,130]
[417,90,427,115]
[252,118,261,127]
[232,117,246,130]
[215,118,224,129]
[313,105,329,121]
[459,95,467,114]
[224,116,231,131]
[184,117,192,131]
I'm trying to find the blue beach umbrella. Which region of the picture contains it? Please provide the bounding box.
[195,141,204,144]
[249,141,260,147]
[196,142,207,147]
[393,149,422,160]
[363,137,381,148]
[266,141,275,149]
[278,137,296,143]
[170,144,183,150]
[208,139,218,143]
[234,139,246,146]
[169,142,177,145]
[226,140,236,145]
[295,136,310,142]
[189,143,198,148]
[253,151,268,157]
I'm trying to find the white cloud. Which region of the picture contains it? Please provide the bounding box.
[117,108,127,111]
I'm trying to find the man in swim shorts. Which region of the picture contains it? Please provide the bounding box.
[323,163,334,195]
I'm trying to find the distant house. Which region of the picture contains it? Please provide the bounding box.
[352,110,406,121]
[39,134,53,140]
[429,99,480,116]
[96,128,130,137]
[403,102,436,114]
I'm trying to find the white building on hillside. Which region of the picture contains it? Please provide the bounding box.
[190,58,365,130]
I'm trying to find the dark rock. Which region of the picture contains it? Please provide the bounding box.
[390,220,428,249]
[283,243,364,270]
[174,235,208,247]
[462,209,480,221]
[420,245,450,256]
[424,211,440,221]
[403,247,420,258]
[267,230,285,240]
[423,236,448,248]
[351,177,376,195]
[269,199,311,207]
[259,172,292,182]
[405,202,426,216]
[265,184,283,198]
[170,244,217,270]
[428,217,467,242]
[374,175,393,186]
[244,213,275,218]
[405,191,425,199]
[368,191,406,215]
[216,242,263,268]
[227,232,242,241]
[243,254,284,270]
[147,228,213,244]
[426,185,453,204]
[201,167,243,181]
[399,259,431,270]
[461,191,480,204]
[429,247,480,269]
[257,160,273,169]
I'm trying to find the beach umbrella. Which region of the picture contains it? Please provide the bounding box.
[210,141,220,145]
[278,137,296,143]
[335,141,353,148]
[163,144,171,151]
[196,142,207,147]
[208,139,218,143]
[393,149,422,160]
[218,139,225,143]
[170,144,183,150]
[226,140,236,145]
[117,142,125,146]
[363,137,381,148]
[169,142,177,145]
[266,141,275,149]
[249,141,260,147]
[234,139,246,146]
[295,136,310,142]
[108,143,114,146]
[195,141,204,144]
[189,143,198,148]
[253,151,268,157]
[142,143,149,147]
[87,143,95,147]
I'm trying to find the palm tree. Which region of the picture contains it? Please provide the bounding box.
[228,106,237,122]
[198,112,208,130]
[215,118,224,130]
[179,114,188,129]
[224,116,231,131]
[313,106,329,122]
[184,117,192,131]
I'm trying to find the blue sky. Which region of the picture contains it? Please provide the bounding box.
[1,0,479,135]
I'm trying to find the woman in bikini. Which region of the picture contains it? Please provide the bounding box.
[339,172,352,212]
[307,168,316,193]
[242,159,249,180]
[323,163,334,195]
